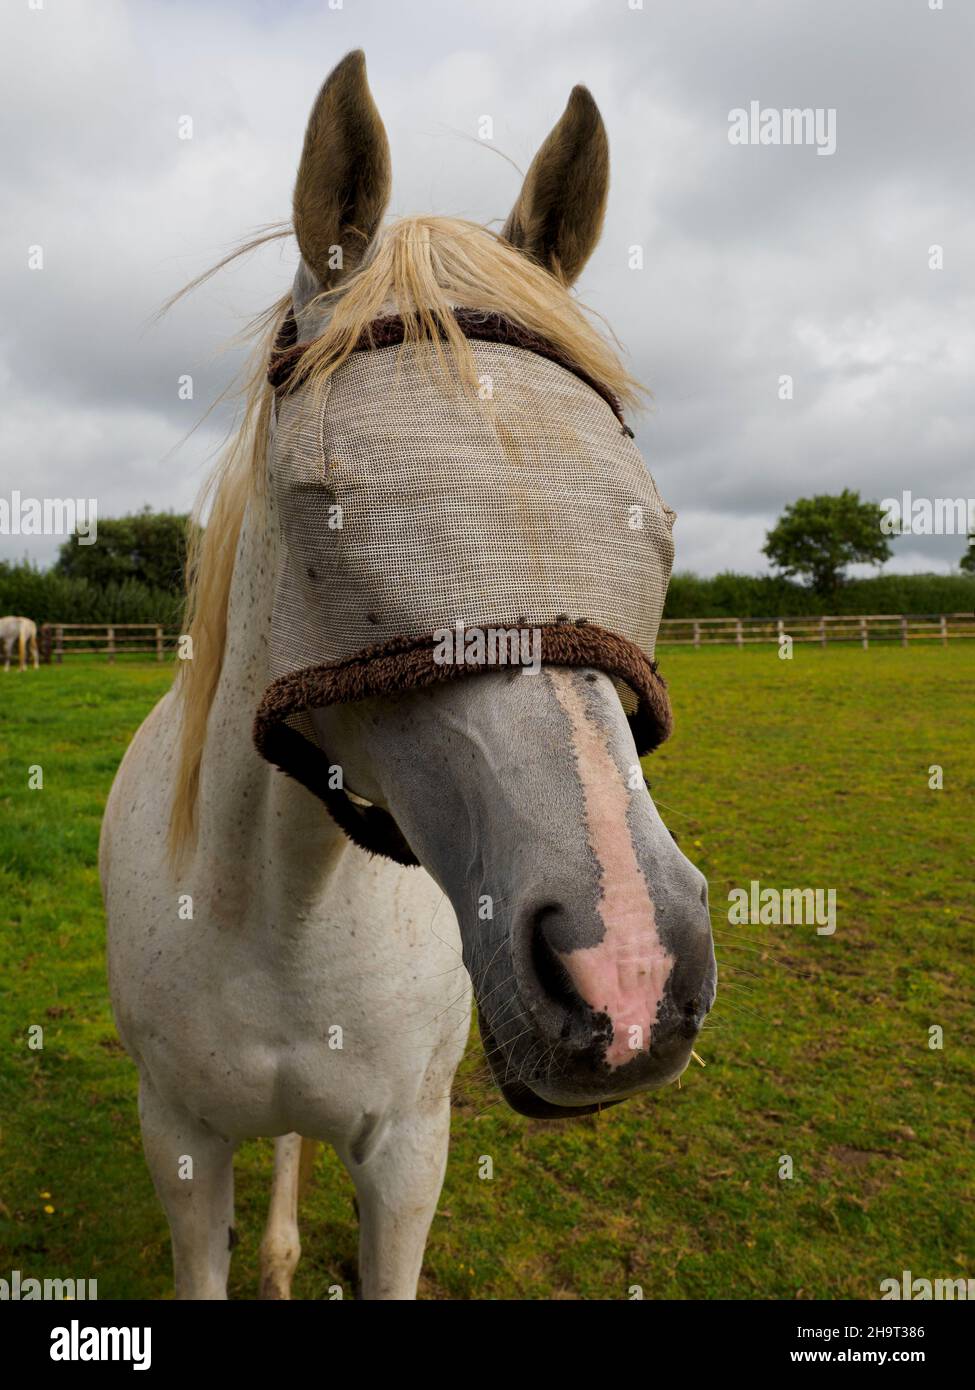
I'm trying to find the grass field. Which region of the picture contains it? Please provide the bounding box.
[1,645,972,1300]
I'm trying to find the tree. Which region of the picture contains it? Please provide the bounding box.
[960,535,975,575]
[762,490,891,596]
[55,507,190,594]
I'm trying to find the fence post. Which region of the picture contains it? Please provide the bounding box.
[819,616,827,648]
[693,620,700,650]
[55,625,64,665]
[900,615,908,648]
[107,626,115,665]
[735,619,743,649]
[155,626,163,662]
[859,616,868,650]
[940,615,948,646]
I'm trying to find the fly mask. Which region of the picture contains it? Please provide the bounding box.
[253,308,676,865]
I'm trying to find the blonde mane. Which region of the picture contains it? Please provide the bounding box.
[168,215,645,862]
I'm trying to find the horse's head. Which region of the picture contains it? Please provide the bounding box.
[260,52,716,1117]
[310,669,715,1116]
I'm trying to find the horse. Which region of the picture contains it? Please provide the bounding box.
[100,50,716,1301]
[0,616,40,672]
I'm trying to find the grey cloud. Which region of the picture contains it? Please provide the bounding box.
[1,0,971,573]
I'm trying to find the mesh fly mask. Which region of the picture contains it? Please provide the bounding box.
[254,309,676,865]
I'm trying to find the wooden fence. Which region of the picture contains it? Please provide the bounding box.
[40,623,178,663]
[657,613,975,648]
[35,612,975,663]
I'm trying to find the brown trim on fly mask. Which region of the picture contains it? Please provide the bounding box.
[253,621,673,866]
[267,306,630,430]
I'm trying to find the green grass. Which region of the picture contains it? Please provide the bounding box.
[1,647,972,1299]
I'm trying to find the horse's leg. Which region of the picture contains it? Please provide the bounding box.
[347,1098,452,1300]
[259,1134,319,1299]
[2,640,9,672]
[138,1075,237,1299]
[30,635,39,669]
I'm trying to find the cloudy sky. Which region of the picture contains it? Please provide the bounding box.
[1,0,971,575]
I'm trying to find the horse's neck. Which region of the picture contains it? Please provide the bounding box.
[194,480,348,889]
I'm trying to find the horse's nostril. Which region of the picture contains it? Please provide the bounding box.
[530,906,584,1014]
[531,912,576,1009]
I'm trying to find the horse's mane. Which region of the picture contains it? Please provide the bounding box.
[168,215,644,864]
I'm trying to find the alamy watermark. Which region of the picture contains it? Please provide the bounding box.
[0,491,97,544]
[433,621,541,674]
[881,1270,973,1300]
[1,1267,97,1300]
[879,491,975,536]
[728,880,836,935]
[728,102,836,156]
[49,1319,151,1370]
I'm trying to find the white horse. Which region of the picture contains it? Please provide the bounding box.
[1,615,40,671]
[101,51,715,1301]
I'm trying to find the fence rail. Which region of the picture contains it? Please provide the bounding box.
[657,612,975,648]
[34,612,975,663]
[40,623,178,663]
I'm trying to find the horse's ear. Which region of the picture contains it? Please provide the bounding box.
[501,85,609,286]
[293,50,391,288]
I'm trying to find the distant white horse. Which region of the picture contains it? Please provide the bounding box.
[100,52,715,1300]
[1,616,39,671]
